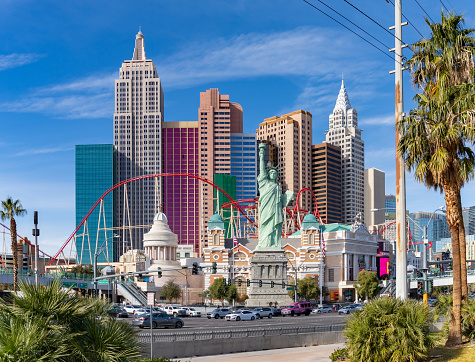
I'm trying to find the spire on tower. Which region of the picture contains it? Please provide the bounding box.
[333,79,351,112]
[133,30,146,61]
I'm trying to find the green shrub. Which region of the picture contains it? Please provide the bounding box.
[330,347,349,361]
[344,298,440,362]
[461,298,475,341]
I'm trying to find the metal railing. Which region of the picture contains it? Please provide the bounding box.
[0,269,94,281]
[137,324,346,343]
[118,280,147,305]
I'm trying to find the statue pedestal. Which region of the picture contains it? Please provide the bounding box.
[245,250,293,308]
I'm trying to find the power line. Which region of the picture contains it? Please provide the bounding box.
[301,0,402,64]
[386,0,425,39]
[342,0,406,49]
[439,0,449,13]
[413,0,434,23]
[314,0,390,50]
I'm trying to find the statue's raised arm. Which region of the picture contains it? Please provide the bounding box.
[258,142,266,177]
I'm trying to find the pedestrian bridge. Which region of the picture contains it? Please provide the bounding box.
[408,269,475,289]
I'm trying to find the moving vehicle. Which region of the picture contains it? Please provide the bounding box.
[123,305,141,315]
[133,312,184,329]
[338,305,357,315]
[225,310,258,321]
[312,306,332,314]
[183,307,201,317]
[207,308,232,319]
[252,307,273,319]
[281,302,312,316]
[162,305,187,317]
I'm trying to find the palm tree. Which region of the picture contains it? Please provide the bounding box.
[0,197,27,293]
[398,11,475,346]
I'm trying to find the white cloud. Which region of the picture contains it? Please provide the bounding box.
[0,53,44,71]
[15,146,74,156]
[360,114,394,126]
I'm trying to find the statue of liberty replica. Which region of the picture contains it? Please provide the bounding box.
[246,142,294,307]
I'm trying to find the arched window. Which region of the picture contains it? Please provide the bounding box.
[284,251,295,261]
[234,252,246,261]
[213,233,219,246]
[308,233,315,245]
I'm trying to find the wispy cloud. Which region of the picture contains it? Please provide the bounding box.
[0,53,44,71]
[360,114,394,126]
[15,145,74,156]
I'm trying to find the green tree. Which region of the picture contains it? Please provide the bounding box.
[0,279,140,361]
[398,11,475,345]
[0,197,27,293]
[69,264,95,275]
[225,284,239,305]
[296,277,320,301]
[209,278,227,306]
[355,271,380,300]
[160,280,181,302]
[344,298,439,362]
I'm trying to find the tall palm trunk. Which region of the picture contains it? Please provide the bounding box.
[456,192,468,298]
[10,217,18,293]
[444,183,462,346]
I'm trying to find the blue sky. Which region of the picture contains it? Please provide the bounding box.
[1,0,474,256]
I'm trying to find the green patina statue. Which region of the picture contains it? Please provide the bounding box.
[256,142,294,250]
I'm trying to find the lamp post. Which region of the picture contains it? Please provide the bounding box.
[94,234,119,298]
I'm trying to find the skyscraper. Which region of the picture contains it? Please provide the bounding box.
[163,121,199,253]
[408,211,450,252]
[462,206,475,236]
[75,144,116,264]
[198,89,243,253]
[230,133,258,201]
[326,80,364,224]
[364,168,385,226]
[311,142,342,223]
[114,31,164,250]
[256,110,313,213]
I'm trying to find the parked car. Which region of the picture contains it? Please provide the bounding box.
[225,310,258,321]
[281,302,312,316]
[162,305,187,317]
[207,308,232,319]
[133,313,184,329]
[252,307,273,319]
[183,307,201,317]
[271,307,282,317]
[338,305,357,315]
[123,305,141,315]
[312,306,333,314]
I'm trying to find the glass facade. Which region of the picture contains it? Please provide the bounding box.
[230,133,257,200]
[75,144,116,264]
[163,125,199,253]
[408,212,450,253]
[214,173,237,235]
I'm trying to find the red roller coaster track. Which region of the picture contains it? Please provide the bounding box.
[379,220,433,250]
[48,173,253,266]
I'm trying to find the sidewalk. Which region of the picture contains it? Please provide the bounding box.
[185,343,344,362]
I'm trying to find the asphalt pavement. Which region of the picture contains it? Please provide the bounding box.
[184,343,345,362]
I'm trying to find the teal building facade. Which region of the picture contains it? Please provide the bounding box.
[75,144,117,264]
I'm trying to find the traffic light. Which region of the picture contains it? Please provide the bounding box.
[247,279,250,287]
[157,269,162,278]
[238,280,242,287]
[192,262,199,275]
[271,281,274,288]
[417,281,423,295]
[228,278,232,286]
[282,281,285,289]
[212,262,217,273]
[259,280,262,287]
[427,280,433,294]
[223,278,226,286]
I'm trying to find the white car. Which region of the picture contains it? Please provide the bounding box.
[312,306,333,314]
[162,305,187,317]
[123,305,140,315]
[225,310,258,321]
[184,307,201,317]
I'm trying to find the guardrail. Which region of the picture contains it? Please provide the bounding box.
[137,323,346,343]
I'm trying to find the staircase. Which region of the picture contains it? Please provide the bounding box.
[117,281,147,305]
[379,280,396,297]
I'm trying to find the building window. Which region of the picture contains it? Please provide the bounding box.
[308,233,315,245]
[328,269,334,282]
[213,233,219,246]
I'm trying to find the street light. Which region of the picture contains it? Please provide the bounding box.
[281,254,317,303]
[94,234,119,298]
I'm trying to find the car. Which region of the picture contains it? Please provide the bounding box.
[252,307,273,319]
[162,305,187,317]
[281,302,312,316]
[207,308,232,319]
[183,307,201,317]
[133,312,184,329]
[338,305,357,315]
[272,307,282,316]
[225,310,258,321]
[133,308,148,316]
[312,306,333,314]
[123,305,140,315]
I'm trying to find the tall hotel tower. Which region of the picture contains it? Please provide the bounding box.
[325,81,364,224]
[114,31,164,250]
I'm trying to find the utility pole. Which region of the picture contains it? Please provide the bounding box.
[391,0,408,300]
[422,225,428,305]
[33,211,39,287]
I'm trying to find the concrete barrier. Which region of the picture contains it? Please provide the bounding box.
[140,325,346,359]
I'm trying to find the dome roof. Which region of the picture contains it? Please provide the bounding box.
[301,214,319,230]
[208,212,225,230]
[154,212,168,222]
[209,213,224,223]
[143,211,178,245]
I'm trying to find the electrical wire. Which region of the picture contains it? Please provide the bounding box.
[314,0,390,50]
[386,0,425,39]
[301,0,402,64]
[439,0,449,13]
[413,0,434,23]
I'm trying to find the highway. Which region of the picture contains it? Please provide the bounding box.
[125,312,348,333]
